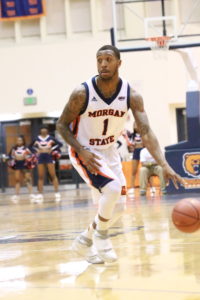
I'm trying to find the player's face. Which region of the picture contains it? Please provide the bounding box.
[16,137,23,146]
[40,128,48,136]
[97,50,121,80]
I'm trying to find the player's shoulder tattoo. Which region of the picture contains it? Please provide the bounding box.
[129,88,144,112]
[57,84,87,128]
[67,84,87,114]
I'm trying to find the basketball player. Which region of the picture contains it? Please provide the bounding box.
[57,45,184,264]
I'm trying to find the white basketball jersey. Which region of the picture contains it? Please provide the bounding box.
[72,76,130,149]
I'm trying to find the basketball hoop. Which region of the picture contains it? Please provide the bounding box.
[146,36,172,59]
[146,36,172,51]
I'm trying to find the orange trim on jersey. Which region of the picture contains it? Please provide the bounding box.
[73,146,114,181]
[96,170,114,181]
[70,147,92,185]
[70,147,114,185]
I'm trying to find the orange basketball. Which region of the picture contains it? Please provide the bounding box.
[172,198,200,233]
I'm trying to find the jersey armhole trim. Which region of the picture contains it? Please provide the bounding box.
[79,82,89,115]
[127,84,131,110]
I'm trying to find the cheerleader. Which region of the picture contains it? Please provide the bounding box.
[8,136,35,202]
[31,126,62,202]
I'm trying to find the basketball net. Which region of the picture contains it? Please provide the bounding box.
[146,36,172,59]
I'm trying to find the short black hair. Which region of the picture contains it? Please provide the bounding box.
[39,125,49,132]
[97,45,121,60]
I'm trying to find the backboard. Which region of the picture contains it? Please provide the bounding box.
[111,0,200,52]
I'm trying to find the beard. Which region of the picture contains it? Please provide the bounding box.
[99,68,118,81]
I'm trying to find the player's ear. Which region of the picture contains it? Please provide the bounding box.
[118,59,122,67]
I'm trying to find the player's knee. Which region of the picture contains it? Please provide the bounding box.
[103,179,121,195]
[115,202,126,214]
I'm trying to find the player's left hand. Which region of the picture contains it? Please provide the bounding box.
[162,163,185,189]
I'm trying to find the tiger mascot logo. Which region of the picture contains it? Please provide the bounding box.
[183,152,200,178]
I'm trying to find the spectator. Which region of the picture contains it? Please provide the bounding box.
[139,148,166,196]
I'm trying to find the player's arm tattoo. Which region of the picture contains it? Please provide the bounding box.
[130,89,167,167]
[57,85,86,154]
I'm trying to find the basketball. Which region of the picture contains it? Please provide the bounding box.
[172,198,200,233]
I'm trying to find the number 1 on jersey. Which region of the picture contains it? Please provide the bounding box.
[102,119,109,135]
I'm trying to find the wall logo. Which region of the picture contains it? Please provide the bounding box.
[182,152,200,178]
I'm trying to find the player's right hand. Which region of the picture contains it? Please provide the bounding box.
[78,149,102,174]
[162,163,186,189]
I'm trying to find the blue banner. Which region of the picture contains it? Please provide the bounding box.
[0,0,44,20]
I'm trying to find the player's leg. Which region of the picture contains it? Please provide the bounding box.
[139,166,150,195]
[108,187,127,227]
[104,146,127,227]
[69,148,106,263]
[86,146,123,231]
[73,178,121,263]
[84,183,125,239]
[92,146,126,263]
[94,176,122,227]
[70,147,121,263]
[92,147,127,256]
[93,181,122,261]
[81,187,100,239]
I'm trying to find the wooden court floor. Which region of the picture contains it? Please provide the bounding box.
[0,188,200,300]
